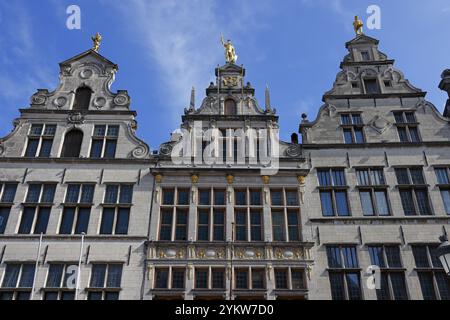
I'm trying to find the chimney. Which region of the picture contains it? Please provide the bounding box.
[439,69,450,117]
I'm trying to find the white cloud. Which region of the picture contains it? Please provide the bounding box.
[108,0,271,127]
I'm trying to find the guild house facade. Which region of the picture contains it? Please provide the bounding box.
[0,20,450,300]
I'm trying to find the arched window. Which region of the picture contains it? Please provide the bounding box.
[224,99,237,115]
[61,130,83,158]
[73,87,92,110]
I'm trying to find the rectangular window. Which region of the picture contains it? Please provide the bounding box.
[368,245,408,300]
[25,124,56,158]
[326,245,361,300]
[195,269,208,289]
[412,245,450,300]
[0,264,35,300]
[44,264,76,300]
[364,79,380,94]
[356,168,390,216]
[233,188,263,242]
[171,269,185,289]
[341,114,365,144]
[193,268,225,290]
[393,111,420,142]
[160,188,190,241]
[318,169,350,217]
[59,184,94,235]
[90,125,119,159]
[269,189,301,242]
[395,168,431,216]
[100,184,132,235]
[87,264,122,300]
[434,167,450,214]
[0,183,18,234]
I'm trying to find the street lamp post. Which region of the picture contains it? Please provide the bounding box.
[437,235,450,276]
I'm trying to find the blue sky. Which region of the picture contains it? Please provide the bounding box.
[0,0,449,149]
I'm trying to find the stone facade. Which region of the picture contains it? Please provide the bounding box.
[0,33,449,300]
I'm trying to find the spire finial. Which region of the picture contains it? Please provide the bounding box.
[190,86,196,110]
[265,84,271,111]
[353,16,364,36]
[92,32,102,52]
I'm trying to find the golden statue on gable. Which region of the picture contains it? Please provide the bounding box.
[92,32,102,52]
[221,35,238,64]
[353,16,364,35]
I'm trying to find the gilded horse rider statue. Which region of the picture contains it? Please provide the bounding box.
[221,35,238,64]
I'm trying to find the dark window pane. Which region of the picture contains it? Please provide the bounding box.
[26,184,41,203]
[275,270,288,289]
[46,264,64,288]
[346,273,362,300]
[88,292,103,300]
[59,207,76,234]
[19,265,35,288]
[172,270,185,289]
[341,114,351,125]
[159,210,173,241]
[271,191,283,206]
[250,211,262,241]
[405,112,416,123]
[343,129,353,144]
[214,190,225,205]
[286,191,298,206]
[292,270,305,289]
[327,247,343,268]
[100,208,115,235]
[435,168,450,184]
[18,207,36,234]
[332,170,346,186]
[107,126,119,138]
[155,269,169,289]
[213,211,224,241]
[412,246,430,268]
[410,168,425,185]
[80,185,95,204]
[318,170,332,187]
[90,140,103,158]
[25,139,39,157]
[106,265,123,288]
[16,292,31,300]
[435,272,450,300]
[395,168,410,185]
[364,79,380,94]
[115,208,130,235]
[2,264,21,287]
[371,169,385,185]
[342,247,358,268]
[94,125,106,137]
[335,191,350,216]
[105,185,119,203]
[418,273,437,300]
[369,246,386,268]
[34,207,50,234]
[390,273,408,300]
[90,265,107,288]
[44,292,59,300]
[39,139,53,158]
[235,211,247,241]
[429,246,443,268]
[409,127,420,142]
[354,128,364,143]
[250,190,262,206]
[376,273,391,300]
[360,191,374,216]
[416,190,431,215]
[397,127,409,142]
[287,210,300,241]
[272,211,285,241]
[163,189,174,205]
[252,270,265,289]
[75,208,90,234]
[199,190,210,205]
[104,140,117,159]
[61,291,75,300]
[119,185,133,204]
[352,114,363,125]
[65,184,80,203]
[0,207,10,234]
[357,170,370,186]
[41,185,56,203]
[177,189,189,205]
[61,130,83,158]
[385,246,402,268]
[1,183,18,203]
[195,270,208,289]
[105,292,119,300]
[212,270,225,289]
[399,190,416,215]
[30,124,43,136]
[375,191,390,216]
[73,87,92,110]
[320,191,334,217]
[329,272,345,300]
[235,270,248,289]
[175,210,187,240]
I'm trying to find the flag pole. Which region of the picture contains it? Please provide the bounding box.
[30,233,43,300]
[75,232,85,300]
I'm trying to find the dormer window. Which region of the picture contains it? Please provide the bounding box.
[384,80,392,88]
[73,87,92,111]
[224,99,237,115]
[363,79,380,94]
[24,124,56,158]
[90,125,119,159]
[361,51,371,61]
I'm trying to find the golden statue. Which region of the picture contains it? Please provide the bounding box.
[353,16,364,36]
[92,32,102,52]
[221,35,238,64]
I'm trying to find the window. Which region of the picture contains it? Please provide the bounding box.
[0,264,35,300]
[197,188,225,241]
[393,111,420,143]
[368,245,408,300]
[434,167,450,214]
[25,124,56,158]
[100,184,133,235]
[154,267,185,290]
[61,130,83,158]
[341,114,365,144]
[233,189,263,242]
[395,168,431,216]
[19,184,56,234]
[318,169,350,217]
[412,245,450,300]
[87,264,122,300]
[59,184,94,235]
[270,189,301,241]
[234,268,265,290]
[364,79,380,94]
[326,246,361,300]
[272,268,306,291]
[0,183,18,234]
[384,80,392,87]
[90,125,119,159]
[159,188,190,241]
[356,168,390,216]
[225,99,237,115]
[361,51,370,61]
[194,268,225,290]
[43,264,77,300]
[73,87,92,111]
